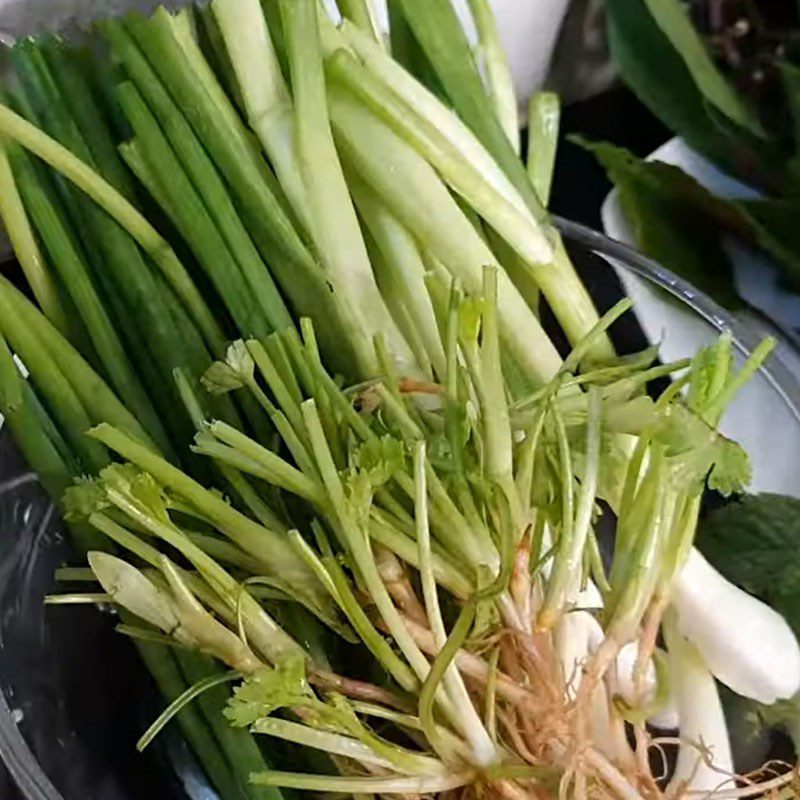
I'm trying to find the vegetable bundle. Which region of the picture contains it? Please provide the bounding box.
[0,1,798,798]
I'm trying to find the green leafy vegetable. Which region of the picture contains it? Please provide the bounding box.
[583,139,800,303]
[605,0,786,191]
[640,0,764,137]
[579,138,743,308]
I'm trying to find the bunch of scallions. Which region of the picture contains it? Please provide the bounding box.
[0,0,798,798]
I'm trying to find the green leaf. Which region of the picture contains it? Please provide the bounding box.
[0,329,22,415]
[579,139,743,309]
[707,438,752,497]
[737,198,800,292]
[583,139,800,304]
[652,404,751,495]
[224,655,312,727]
[698,493,800,633]
[640,0,764,138]
[606,0,781,188]
[63,476,111,520]
[201,340,256,395]
[352,435,406,487]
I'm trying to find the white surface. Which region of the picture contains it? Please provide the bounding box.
[602,138,800,498]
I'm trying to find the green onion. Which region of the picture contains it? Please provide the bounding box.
[279,0,414,377]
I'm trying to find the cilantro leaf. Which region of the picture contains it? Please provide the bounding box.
[652,404,751,495]
[707,439,752,497]
[64,476,110,520]
[224,656,311,727]
[201,340,255,395]
[698,493,800,634]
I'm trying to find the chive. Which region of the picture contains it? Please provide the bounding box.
[0,136,71,337]
[17,44,221,451]
[0,377,104,552]
[112,15,354,374]
[0,100,226,354]
[1,385,73,502]
[42,39,136,199]
[116,81,270,337]
[0,324,23,417]
[130,636,248,800]
[2,277,160,450]
[0,278,107,471]
[102,22,293,334]
[20,380,81,479]
[122,11,317,288]
[9,143,170,453]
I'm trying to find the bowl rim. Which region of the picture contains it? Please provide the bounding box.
[3,217,800,800]
[556,216,800,425]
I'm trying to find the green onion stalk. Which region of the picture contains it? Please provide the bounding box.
[0,2,795,799]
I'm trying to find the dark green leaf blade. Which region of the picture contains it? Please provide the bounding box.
[578,138,743,309]
[641,0,764,137]
[606,0,782,191]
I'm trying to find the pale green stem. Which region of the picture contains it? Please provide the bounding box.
[253,717,427,773]
[251,772,475,793]
[527,92,560,207]
[465,0,519,152]
[413,442,498,767]
[328,87,561,385]
[211,0,311,230]
[350,174,446,379]
[539,388,602,628]
[280,0,414,377]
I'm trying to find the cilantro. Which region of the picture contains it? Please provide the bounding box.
[653,404,751,496]
[101,463,171,522]
[201,340,255,395]
[224,656,312,727]
[63,476,110,519]
[352,435,406,487]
